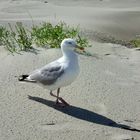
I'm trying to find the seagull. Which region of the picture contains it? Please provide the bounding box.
[18,38,84,107]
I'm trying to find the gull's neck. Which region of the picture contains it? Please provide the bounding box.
[61,48,78,63]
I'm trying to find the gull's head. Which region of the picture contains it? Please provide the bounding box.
[61,38,78,51]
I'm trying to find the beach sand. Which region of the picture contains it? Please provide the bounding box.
[0,0,140,40]
[0,0,140,140]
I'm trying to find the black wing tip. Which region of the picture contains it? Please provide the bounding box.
[18,74,29,81]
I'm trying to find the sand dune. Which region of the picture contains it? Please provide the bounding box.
[0,0,140,40]
[0,0,140,140]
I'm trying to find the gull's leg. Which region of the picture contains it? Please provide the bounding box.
[50,90,58,102]
[56,88,60,104]
[50,90,62,106]
[57,88,70,106]
[50,89,69,107]
[50,91,57,98]
[50,89,61,104]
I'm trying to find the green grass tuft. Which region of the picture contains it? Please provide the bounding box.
[31,22,91,48]
[130,38,140,48]
[0,22,91,53]
[0,22,32,52]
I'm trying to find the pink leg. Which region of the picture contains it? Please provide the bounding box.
[50,88,70,107]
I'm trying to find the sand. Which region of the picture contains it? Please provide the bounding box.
[0,0,140,140]
[0,0,140,40]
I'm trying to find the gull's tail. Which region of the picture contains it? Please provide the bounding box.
[18,74,36,83]
[18,75,29,81]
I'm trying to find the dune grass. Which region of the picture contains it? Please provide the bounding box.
[0,22,32,52]
[0,22,91,53]
[130,38,140,48]
[1,22,139,53]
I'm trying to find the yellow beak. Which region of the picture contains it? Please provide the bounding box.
[76,45,85,51]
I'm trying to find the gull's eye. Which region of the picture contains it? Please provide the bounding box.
[68,42,72,45]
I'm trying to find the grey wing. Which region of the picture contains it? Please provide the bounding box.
[28,62,64,85]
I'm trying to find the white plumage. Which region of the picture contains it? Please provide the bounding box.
[19,38,81,106]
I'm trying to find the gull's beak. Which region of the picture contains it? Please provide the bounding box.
[76,45,85,51]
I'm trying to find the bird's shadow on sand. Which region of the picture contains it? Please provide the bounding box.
[28,95,140,132]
